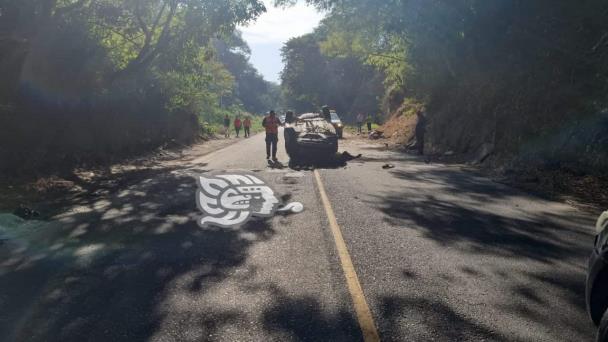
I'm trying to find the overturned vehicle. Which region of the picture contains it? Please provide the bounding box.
[284,113,339,160]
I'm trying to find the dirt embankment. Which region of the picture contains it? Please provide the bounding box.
[378,100,608,211]
[378,99,419,148]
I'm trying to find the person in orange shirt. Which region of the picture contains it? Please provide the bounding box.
[262,110,282,161]
[234,116,242,137]
[243,116,252,138]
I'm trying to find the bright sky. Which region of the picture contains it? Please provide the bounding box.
[239,0,325,84]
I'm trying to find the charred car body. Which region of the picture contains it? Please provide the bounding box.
[284,113,339,160]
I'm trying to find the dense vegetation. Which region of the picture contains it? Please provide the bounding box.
[0,0,276,174]
[280,27,384,120]
[279,0,608,174]
[214,33,282,114]
[3,1,608,177]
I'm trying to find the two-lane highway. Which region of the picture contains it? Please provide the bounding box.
[0,129,597,341]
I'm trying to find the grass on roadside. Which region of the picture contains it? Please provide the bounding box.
[345,123,381,134]
[200,113,266,137]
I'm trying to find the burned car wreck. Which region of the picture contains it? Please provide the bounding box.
[284,113,339,160]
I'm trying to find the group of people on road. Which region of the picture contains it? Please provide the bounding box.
[238,106,427,163]
[355,113,375,134]
[223,114,252,138]
[222,110,283,161]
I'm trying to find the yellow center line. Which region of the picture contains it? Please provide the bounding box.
[313,170,381,342]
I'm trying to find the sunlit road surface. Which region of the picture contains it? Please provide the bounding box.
[0,129,597,341]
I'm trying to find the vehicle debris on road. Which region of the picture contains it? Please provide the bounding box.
[340,151,362,162]
[368,130,384,140]
[13,204,40,220]
[284,112,339,161]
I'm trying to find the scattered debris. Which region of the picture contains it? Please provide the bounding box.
[277,202,304,214]
[382,164,395,169]
[340,151,362,162]
[13,204,40,220]
[474,142,494,164]
[368,130,384,140]
[267,159,285,169]
[290,151,361,169]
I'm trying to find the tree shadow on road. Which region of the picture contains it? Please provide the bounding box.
[230,281,362,342]
[372,166,595,341]
[0,163,278,342]
[497,269,593,338]
[388,167,527,203]
[376,192,589,263]
[262,287,363,342]
[379,296,510,342]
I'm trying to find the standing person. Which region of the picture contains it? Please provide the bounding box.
[415,109,427,155]
[322,105,331,122]
[366,114,373,132]
[243,116,252,138]
[262,110,282,161]
[223,114,230,138]
[356,113,364,134]
[285,110,295,124]
[234,116,242,137]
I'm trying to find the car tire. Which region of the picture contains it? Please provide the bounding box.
[598,309,608,342]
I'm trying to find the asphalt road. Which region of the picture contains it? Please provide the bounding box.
[0,130,598,341]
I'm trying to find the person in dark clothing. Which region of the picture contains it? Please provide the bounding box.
[366,114,373,132]
[285,110,295,124]
[223,114,230,138]
[322,105,331,122]
[262,110,282,161]
[356,113,364,134]
[415,109,427,155]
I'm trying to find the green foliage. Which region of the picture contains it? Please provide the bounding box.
[280,26,384,120]
[0,0,268,172]
[279,0,608,173]
[245,114,265,133]
[319,14,410,90]
[214,32,282,114]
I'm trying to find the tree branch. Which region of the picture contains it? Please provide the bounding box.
[134,1,150,38]
[110,1,177,81]
[367,52,407,62]
[54,0,90,17]
[150,1,169,33]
